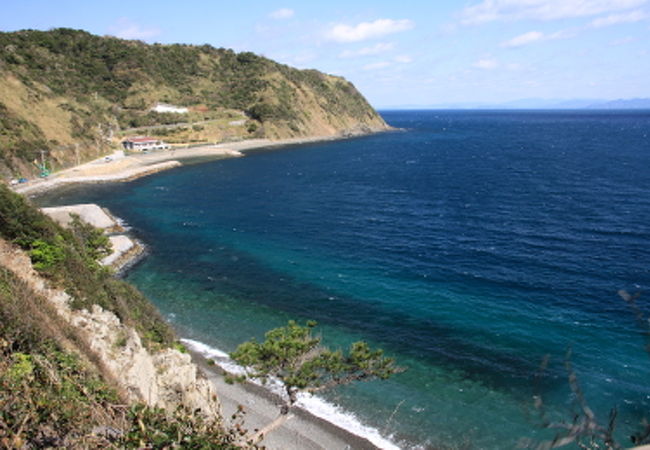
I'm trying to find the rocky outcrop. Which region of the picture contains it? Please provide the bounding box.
[0,237,220,417]
[70,304,219,415]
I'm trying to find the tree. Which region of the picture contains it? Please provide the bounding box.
[230,320,403,443]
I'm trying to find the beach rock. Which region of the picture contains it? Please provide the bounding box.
[100,235,135,267]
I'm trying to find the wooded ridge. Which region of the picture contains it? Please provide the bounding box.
[0,28,388,179]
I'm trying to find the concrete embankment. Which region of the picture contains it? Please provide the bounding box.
[41,203,143,273]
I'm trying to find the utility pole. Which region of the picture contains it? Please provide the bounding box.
[38,150,50,177]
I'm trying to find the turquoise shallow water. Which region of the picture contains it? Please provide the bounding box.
[38,110,650,448]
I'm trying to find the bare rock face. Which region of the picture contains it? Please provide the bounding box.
[70,304,219,415]
[153,350,219,414]
[0,238,220,417]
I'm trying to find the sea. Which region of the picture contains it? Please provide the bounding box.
[37,110,650,449]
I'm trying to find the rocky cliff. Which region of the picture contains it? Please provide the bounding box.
[0,238,219,415]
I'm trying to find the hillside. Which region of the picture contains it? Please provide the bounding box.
[0,28,388,180]
[0,184,246,447]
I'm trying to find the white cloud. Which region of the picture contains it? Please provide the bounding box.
[501,29,574,47]
[473,58,499,69]
[327,19,414,43]
[590,10,648,27]
[339,42,395,58]
[109,18,160,40]
[363,61,392,70]
[269,8,295,20]
[501,30,545,47]
[460,0,648,25]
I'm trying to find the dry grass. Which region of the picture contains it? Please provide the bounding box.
[0,267,128,447]
[0,73,75,145]
[0,266,247,448]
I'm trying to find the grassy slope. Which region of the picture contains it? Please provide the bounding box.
[0,185,244,448]
[0,28,387,179]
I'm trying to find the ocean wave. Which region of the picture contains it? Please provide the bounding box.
[181,338,401,450]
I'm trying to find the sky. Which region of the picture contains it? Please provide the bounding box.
[1,0,649,108]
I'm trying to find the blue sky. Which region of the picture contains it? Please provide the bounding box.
[2,0,649,108]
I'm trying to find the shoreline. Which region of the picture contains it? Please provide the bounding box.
[23,129,403,449]
[12,129,390,196]
[105,214,400,449]
[184,339,398,450]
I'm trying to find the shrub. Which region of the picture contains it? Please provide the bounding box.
[29,238,65,271]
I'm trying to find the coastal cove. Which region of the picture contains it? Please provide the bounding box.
[35,110,650,449]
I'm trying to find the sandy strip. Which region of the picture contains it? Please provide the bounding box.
[14,161,183,195]
[12,131,389,196]
[189,350,381,450]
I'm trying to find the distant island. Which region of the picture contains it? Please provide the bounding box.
[381,97,650,110]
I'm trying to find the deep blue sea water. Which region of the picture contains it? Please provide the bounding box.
[38,110,650,448]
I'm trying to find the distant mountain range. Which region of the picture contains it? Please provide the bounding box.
[584,98,650,109]
[381,98,650,110]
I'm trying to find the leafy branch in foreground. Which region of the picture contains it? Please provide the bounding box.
[530,349,619,450]
[230,320,403,443]
[528,290,650,449]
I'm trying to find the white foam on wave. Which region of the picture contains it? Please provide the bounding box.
[295,391,400,450]
[181,338,401,450]
[114,216,132,231]
[182,338,229,358]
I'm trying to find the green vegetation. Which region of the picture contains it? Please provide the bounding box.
[0,28,386,178]
[0,184,173,349]
[0,266,248,448]
[0,185,252,447]
[120,405,246,449]
[231,320,402,441]
[0,266,120,447]
[0,183,403,447]
[0,104,49,166]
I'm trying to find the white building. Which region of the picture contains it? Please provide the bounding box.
[151,102,189,114]
[122,137,170,151]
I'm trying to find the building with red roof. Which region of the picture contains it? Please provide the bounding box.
[121,137,170,151]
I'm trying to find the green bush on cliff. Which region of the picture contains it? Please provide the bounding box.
[121,405,246,449]
[0,266,122,448]
[69,214,112,262]
[0,185,173,349]
[28,238,65,271]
